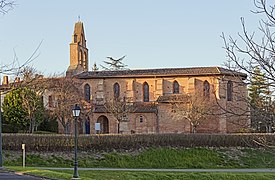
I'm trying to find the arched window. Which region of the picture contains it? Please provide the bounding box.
[74,34,77,43]
[48,95,53,108]
[84,83,90,102]
[84,51,87,69]
[203,80,210,98]
[173,80,179,94]
[227,80,233,101]
[143,82,149,102]
[114,82,120,98]
[81,34,85,45]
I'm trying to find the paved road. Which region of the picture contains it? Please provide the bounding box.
[1,167,274,180]
[0,171,46,179]
[37,167,275,173]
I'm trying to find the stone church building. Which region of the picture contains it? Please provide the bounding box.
[51,21,250,134]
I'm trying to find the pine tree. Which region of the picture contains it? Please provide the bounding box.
[248,67,274,132]
[100,55,128,71]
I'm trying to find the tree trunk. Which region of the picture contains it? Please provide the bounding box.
[191,123,197,133]
[117,121,120,134]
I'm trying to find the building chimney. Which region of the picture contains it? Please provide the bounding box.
[2,76,8,85]
[15,77,20,83]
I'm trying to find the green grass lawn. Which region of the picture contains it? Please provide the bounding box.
[6,167,275,180]
[4,147,275,169]
[5,147,275,180]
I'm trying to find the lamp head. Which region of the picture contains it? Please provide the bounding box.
[72,104,81,117]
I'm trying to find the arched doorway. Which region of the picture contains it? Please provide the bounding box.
[85,117,90,134]
[97,115,109,134]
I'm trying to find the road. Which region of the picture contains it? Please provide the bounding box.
[1,167,274,180]
[0,171,47,179]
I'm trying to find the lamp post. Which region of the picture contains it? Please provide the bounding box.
[72,104,80,179]
[0,77,3,168]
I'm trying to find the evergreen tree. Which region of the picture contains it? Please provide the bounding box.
[100,55,128,70]
[248,67,274,132]
[2,87,44,133]
[2,88,28,132]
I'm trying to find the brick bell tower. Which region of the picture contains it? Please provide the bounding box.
[67,21,89,76]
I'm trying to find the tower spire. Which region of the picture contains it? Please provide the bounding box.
[66,21,89,76]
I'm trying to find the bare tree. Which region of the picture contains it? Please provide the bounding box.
[222,0,274,88]
[20,87,44,133]
[104,96,132,133]
[221,0,275,132]
[0,0,15,14]
[170,93,215,133]
[46,76,84,134]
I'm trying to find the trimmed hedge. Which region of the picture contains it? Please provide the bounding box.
[2,133,275,152]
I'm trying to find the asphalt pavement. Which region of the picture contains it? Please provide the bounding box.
[1,167,274,180]
[0,170,49,180]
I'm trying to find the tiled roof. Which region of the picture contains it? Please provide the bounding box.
[133,103,157,113]
[77,67,247,79]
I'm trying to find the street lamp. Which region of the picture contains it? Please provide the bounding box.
[0,85,2,168]
[72,104,81,179]
[0,77,3,169]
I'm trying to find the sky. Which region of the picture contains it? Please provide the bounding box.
[0,0,261,76]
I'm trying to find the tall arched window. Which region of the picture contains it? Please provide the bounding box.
[84,51,87,69]
[203,80,210,98]
[143,82,149,102]
[114,82,120,98]
[79,49,83,65]
[74,34,77,43]
[84,83,90,102]
[227,80,233,101]
[173,80,179,94]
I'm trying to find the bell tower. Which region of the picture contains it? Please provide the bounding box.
[67,21,89,76]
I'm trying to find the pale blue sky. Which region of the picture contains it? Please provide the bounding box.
[0,0,260,75]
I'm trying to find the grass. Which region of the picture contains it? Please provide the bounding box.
[4,147,274,169]
[6,167,275,180]
[93,148,238,168]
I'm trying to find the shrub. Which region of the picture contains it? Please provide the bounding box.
[2,133,275,152]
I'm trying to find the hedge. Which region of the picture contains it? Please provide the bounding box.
[2,133,275,152]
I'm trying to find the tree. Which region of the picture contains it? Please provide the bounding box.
[47,76,84,134]
[21,87,44,133]
[222,0,275,87]
[100,55,128,70]
[2,87,44,133]
[222,0,275,133]
[0,0,15,14]
[249,67,274,132]
[104,96,132,133]
[171,93,214,133]
[2,88,27,132]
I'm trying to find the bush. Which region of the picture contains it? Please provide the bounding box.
[2,133,275,152]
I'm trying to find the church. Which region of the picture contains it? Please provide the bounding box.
[49,21,250,134]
